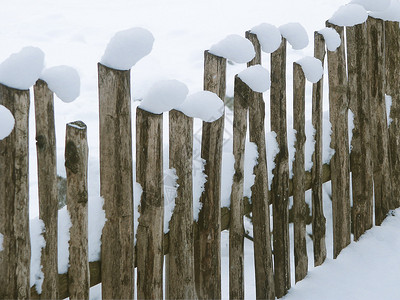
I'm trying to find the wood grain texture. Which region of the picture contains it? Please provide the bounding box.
[0,84,31,299]
[98,63,135,299]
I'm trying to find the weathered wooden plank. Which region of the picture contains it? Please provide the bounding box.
[98,63,135,299]
[33,80,59,299]
[136,107,164,299]
[0,84,31,299]
[167,109,196,299]
[246,31,275,300]
[326,21,351,258]
[271,37,291,298]
[65,121,89,300]
[311,32,327,267]
[293,62,308,282]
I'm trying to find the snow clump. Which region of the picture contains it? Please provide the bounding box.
[0,47,44,90]
[209,34,255,63]
[370,0,400,21]
[30,218,45,294]
[238,65,271,93]
[279,23,309,50]
[329,4,368,26]
[251,23,282,53]
[40,66,80,103]
[296,57,324,83]
[101,27,154,70]
[351,0,390,12]
[177,91,224,122]
[139,79,188,114]
[0,105,15,140]
[318,28,341,52]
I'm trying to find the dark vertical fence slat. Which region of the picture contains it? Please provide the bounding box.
[98,63,135,299]
[195,50,226,299]
[311,32,327,267]
[346,23,374,241]
[246,31,275,300]
[65,121,89,300]
[271,38,291,298]
[367,17,392,225]
[293,62,308,282]
[0,84,31,299]
[167,109,196,299]
[325,22,351,258]
[136,107,164,299]
[33,80,59,299]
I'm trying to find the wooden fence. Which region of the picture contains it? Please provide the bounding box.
[1,16,400,299]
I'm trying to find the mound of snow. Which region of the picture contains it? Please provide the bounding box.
[370,0,400,21]
[351,0,390,12]
[0,105,15,140]
[209,34,255,63]
[177,91,224,122]
[101,27,154,71]
[250,23,282,53]
[329,4,368,26]
[139,79,188,114]
[40,66,80,103]
[318,27,341,52]
[296,57,324,83]
[238,65,271,93]
[0,47,44,90]
[279,23,309,50]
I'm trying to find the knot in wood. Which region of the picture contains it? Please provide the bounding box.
[36,135,47,150]
[65,141,80,174]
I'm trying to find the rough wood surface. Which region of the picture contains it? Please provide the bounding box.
[311,32,327,267]
[98,63,135,299]
[33,80,59,299]
[293,62,308,282]
[271,38,291,298]
[136,107,164,300]
[326,22,351,258]
[195,50,226,300]
[65,121,89,300]
[167,109,196,299]
[0,84,31,300]
[246,31,275,300]
[367,17,392,225]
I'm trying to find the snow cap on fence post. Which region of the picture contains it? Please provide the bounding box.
[250,23,282,53]
[318,28,341,51]
[209,34,255,63]
[329,4,368,26]
[296,57,324,83]
[351,0,390,12]
[237,65,271,93]
[0,105,15,140]
[279,23,309,50]
[369,1,400,21]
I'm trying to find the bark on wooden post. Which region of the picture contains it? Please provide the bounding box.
[65,121,89,300]
[0,84,31,299]
[33,80,59,299]
[246,31,275,300]
[195,50,226,299]
[98,63,135,299]
[311,32,327,267]
[293,62,308,282]
[367,17,392,225]
[136,107,164,299]
[167,109,196,299]
[271,38,291,297]
[385,21,400,210]
[326,22,351,257]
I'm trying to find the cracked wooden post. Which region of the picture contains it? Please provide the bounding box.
[65,121,89,300]
[0,84,31,299]
[98,63,135,299]
[293,62,308,282]
[33,79,59,299]
[136,107,164,299]
[326,21,351,258]
[167,109,196,299]
[311,32,327,267]
[246,31,275,300]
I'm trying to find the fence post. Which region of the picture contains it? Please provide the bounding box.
[326,21,351,258]
[293,62,308,282]
[271,37,291,297]
[65,121,89,300]
[367,17,392,225]
[136,107,164,299]
[167,109,196,299]
[246,31,275,300]
[311,32,327,267]
[33,79,59,299]
[98,63,135,299]
[0,84,31,299]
